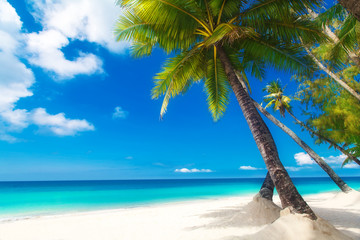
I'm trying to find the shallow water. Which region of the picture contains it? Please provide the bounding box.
[0,177,359,219]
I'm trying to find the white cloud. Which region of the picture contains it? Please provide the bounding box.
[291,152,360,170]
[323,154,347,164]
[0,53,34,112]
[27,0,128,53]
[26,30,103,79]
[322,154,359,169]
[174,168,213,173]
[239,166,263,170]
[0,0,34,141]
[343,163,360,169]
[0,1,96,142]
[23,0,129,79]
[0,109,30,131]
[0,0,22,35]
[294,152,315,166]
[113,106,128,119]
[31,108,94,136]
[285,166,311,172]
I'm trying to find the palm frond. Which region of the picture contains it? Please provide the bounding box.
[204,50,230,121]
[152,49,206,118]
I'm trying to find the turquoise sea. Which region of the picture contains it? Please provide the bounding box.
[0,177,359,219]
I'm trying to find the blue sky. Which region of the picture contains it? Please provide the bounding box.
[0,0,358,181]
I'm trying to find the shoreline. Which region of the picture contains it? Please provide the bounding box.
[0,194,256,223]
[0,190,346,222]
[0,190,359,240]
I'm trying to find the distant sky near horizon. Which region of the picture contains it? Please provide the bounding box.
[0,0,358,181]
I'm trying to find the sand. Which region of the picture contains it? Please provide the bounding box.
[0,191,359,240]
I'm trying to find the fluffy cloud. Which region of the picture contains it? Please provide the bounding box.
[343,163,360,169]
[31,108,94,136]
[0,1,95,141]
[0,0,34,141]
[27,0,128,53]
[294,152,315,166]
[113,106,128,119]
[323,154,347,164]
[24,0,128,80]
[290,152,360,171]
[26,30,103,79]
[239,166,263,170]
[323,154,359,169]
[174,168,213,173]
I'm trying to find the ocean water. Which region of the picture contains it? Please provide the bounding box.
[0,177,359,219]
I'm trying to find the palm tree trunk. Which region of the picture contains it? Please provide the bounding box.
[259,172,275,201]
[287,111,360,166]
[252,100,353,193]
[216,46,317,220]
[338,0,360,22]
[302,43,360,102]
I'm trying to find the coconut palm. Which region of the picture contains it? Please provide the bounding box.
[264,80,360,166]
[115,0,323,219]
[263,80,292,117]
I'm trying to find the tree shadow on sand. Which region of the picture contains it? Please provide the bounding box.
[186,194,281,230]
[312,206,360,239]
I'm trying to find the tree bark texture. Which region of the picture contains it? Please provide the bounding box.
[259,172,275,201]
[287,111,360,166]
[253,100,352,193]
[216,45,317,220]
[338,0,360,22]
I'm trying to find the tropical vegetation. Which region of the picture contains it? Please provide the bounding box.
[296,4,360,167]
[261,79,352,193]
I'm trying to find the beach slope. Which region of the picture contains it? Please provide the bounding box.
[0,191,359,240]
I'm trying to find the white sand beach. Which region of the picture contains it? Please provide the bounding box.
[0,191,359,240]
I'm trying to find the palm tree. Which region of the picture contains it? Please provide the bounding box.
[264,80,360,166]
[115,0,322,219]
[263,80,292,117]
[337,0,360,22]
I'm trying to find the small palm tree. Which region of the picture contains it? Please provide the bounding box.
[263,80,292,117]
[115,0,322,219]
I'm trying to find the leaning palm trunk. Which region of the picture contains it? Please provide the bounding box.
[217,46,317,220]
[302,43,360,101]
[338,0,360,22]
[259,172,275,201]
[252,100,352,193]
[287,111,360,166]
